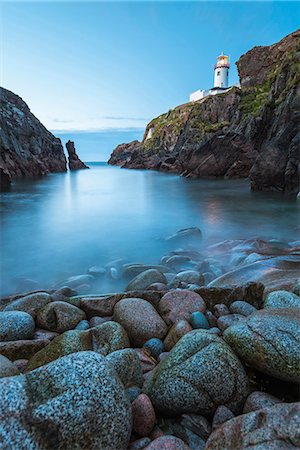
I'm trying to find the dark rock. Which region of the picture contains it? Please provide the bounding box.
[158,290,206,325]
[135,349,157,373]
[126,386,142,403]
[89,315,112,327]
[80,293,123,317]
[143,338,165,359]
[129,438,152,450]
[224,308,300,382]
[74,319,90,330]
[213,303,230,318]
[164,319,193,351]
[106,348,143,387]
[0,311,35,341]
[66,140,89,170]
[0,338,50,361]
[145,330,249,416]
[36,301,86,332]
[206,402,300,449]
[0,355,20,378]
[212,405,235,431]
[0,87,67,190]
[243,391,282,413]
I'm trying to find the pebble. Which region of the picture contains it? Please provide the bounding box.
[143,338,165,358]
[217,314,245,331]
[213,304,230,318]
[190,311,209,329]
[132,394,156,436]
[229,300,257,316]
[212,405,235,431]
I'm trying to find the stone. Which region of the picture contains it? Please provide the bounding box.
[129,438,152,450]
[89,316,112,327]
[0,339,50,361]
[126,386,142,402]
[61,274,93,288]
[79,294,123,317]
[264,289,300,309]
[132,394,156,436]
[205,402,300,449]
[180,414,211,441]
[173,271,204,288]
[36,301,86,332]
[74,319,90,330]
[190,311,209,329]
[205,311,218,327]
[143,338,165,359]
[91,321,130,355]
[158,290,206,325]
[212,405,235,431]
[214,303,230,318]
[106,348,143,387]
[167,421,206,449]
[0,352,131,449]
[26,330,92,371]
[0,355,20,378]
[293,279,300,296]
[113,298,167,346]
[34,329,59,341]
[166,227,202,244]
[126,270,167,291]
[122,264,170,279]
[145,330,249,416]
[147,283,168,291]
[52,286,76,298]
[4,292,51,317]
[14,359,28,372]
[144,436,190,450]
[136,349,157,373]
[87,265,106,277]
[229,300,257,316]
[207,327,221,335]
[217,314,245,332]
[164,319,193,351]
[0,311,35,341]
[224,308,300,383]
[243,391,282,413]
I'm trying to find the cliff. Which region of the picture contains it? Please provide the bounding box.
[66,140,89,170]
[108,30,300,193]
[0,87,67,190]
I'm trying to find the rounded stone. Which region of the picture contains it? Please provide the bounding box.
[4,292,51,317]
[164,319,192,351]
[212,405,235,431]
[113,298,167,347]
[264,290,300,309]
[229,300,257,316]
[91,321,130,355]
[0,355,20,378]
[74,320,90,331]
[217,314,245,332]
[106,348,143,387]
[172,271,204,288]
[132,394,156,437]
[145,330,249,416]
[224,308,300,383]
[0,311,35,341]
[190,311,209,329]
[158,290,206,325]
[126,270,167,291]
[243,391,282,413]
[293,279,300,296]
[143,338,165,358]
[36,301,86,332]
[129,437,151,450]
[214,304,230,318]
[144,436,190,450]
[126,386,142,403]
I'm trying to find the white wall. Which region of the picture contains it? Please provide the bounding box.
[214,66,228,88]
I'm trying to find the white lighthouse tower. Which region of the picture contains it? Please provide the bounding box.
[213,52,230,88]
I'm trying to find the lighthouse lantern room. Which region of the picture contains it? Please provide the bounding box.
[213,53,230,88]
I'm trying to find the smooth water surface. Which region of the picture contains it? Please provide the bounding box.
[0,163,299,295]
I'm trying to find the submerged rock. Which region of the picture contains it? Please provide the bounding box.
[126,269,167,291]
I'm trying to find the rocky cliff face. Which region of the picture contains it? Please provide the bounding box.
[0,87,67,190]
[109,30,300,193]
[66,140,89,170]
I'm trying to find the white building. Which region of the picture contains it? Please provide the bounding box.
[190,53,231,102]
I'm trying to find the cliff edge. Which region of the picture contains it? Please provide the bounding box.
[108,30,300,192]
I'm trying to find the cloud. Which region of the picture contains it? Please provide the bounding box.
[101,116,150,121]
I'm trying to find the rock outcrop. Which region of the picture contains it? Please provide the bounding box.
[66,140,89,170]
[0,87,67,190]
[108,30,300,193]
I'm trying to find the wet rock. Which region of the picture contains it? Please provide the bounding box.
[26,330,91,371]
[126,269,167,291]
[205,402,300,450]
[74,319,90,330]
[87,265,106,277]
[173,271,204,288]
[243,391,282,413]
[166,227,202,244]
[106,348,143,387]
[224,308,300,382]
[122,264,170,279]
[0,339,50,361]
[52,286,76,298]
[4,292,51,317]
[91,321,130,355]
[132,394,156,436]
[113,298,167,346]
[0,352,131,449]
[145,436,190,450]
[164,319,193,351]
[212,405,235,431]
[195,283,264,310]
[143,338,165,359]
[0,311,35,341]
[61,274,94,289]
[158,290,206,325]
[264,289,300,309]
[213,304,230,318]
[79,293,123,317]
[217,314,245,332]
[229,300,257,316]
[0,355,20,378]
[145,330,249,416]
[36,301,86,332]
[190,311,209,329]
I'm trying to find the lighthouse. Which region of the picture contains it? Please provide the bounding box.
[213,52,230,88]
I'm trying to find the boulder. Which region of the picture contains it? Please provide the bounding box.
[264,289,300,309]
[79,293,123,317]
[126,270,167,291]
[0,355,20,378]
[4,292,51,317]
[106,348,143,387]
[145,330,249,416]
[0,311,35,341]
[158,290,206,325]
[36,301,86,332]
[91,321,130,355]
[0,352,131,449]
[113,298,167,346]
[205,402,300,449]
[224,308,300,383]
[229,301,257,316]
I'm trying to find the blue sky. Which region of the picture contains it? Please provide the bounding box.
[2,1,299,132]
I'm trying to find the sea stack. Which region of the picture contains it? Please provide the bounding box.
[66,140,89,171]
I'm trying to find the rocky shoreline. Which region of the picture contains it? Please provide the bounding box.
[1,229,299,449]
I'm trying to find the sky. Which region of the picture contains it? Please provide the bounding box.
[1,1,300,133]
